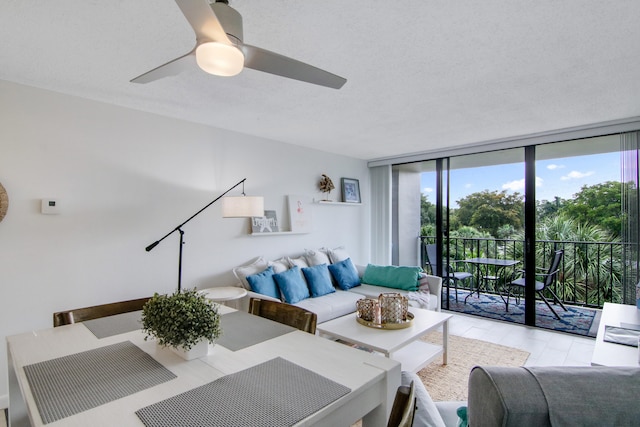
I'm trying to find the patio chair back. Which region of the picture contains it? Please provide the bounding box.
[424,243,448,276]
[544,250,564,288]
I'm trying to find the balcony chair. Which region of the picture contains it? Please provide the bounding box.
[424,243,473,302]
[248,298,317,334]
[53,296,151,327]
[387,379,416,427]
[506,250,567,320]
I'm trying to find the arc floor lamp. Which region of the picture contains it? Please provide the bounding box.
[145,178,263,291]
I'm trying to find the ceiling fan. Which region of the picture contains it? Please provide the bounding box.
[131,0,346,89]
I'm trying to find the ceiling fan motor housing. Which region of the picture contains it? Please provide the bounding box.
[211,2,243,44]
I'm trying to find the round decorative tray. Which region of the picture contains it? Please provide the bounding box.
[356,312,414,329]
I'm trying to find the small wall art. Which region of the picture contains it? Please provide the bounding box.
[288,195,313,232]
[341,178,361,203]
[251,210,279,233]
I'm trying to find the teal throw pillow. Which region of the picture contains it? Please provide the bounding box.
[273,265,310,304]
[457,406,468,427]
[246,266,280,299]
[328,258,361,290]
[362,264,422,291]
[302,264,335,297]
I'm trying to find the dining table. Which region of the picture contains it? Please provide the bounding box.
[462,257,521,305]
[6,304,400,427]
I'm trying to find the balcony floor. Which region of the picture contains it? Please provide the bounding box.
[441,288,601,338]
[444,310,596,366]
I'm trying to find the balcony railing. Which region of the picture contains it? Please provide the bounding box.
[419,236,627,309]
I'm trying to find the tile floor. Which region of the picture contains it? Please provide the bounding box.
[444,310,596,366]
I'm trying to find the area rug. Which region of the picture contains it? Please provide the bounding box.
[417,331,530,401]
[444,289,600,337]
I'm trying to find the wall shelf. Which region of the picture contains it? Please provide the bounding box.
[250,231,308,236]
[314,200,362,206]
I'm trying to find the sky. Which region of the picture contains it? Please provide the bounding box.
[421,152,621,208]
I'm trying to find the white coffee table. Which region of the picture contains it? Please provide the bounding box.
[317,307,452,373]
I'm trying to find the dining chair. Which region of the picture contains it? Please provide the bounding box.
[387,380,416,427]
[53,296,151,327]
[248,298,317,334]
[424,243,473,302]
[506,250,568,319]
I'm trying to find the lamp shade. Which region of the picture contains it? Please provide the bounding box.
[196,42,245,77]
[222,196,264,218]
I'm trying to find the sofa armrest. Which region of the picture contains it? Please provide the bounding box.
[420,274,442,312]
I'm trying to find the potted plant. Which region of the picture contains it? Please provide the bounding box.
[141,288,221,360]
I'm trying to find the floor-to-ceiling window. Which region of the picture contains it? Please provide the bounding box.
[392,131,639,336]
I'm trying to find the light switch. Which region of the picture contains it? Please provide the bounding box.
[41,199,60,214]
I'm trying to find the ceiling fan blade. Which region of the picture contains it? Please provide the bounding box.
[175,0,231,44]
[240,44,347,89]
[130,50,195,83]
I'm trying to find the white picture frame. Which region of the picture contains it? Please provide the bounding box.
[288,195,313,232]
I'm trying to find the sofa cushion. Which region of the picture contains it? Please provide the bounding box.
[349,284,438,310]
[273,266,310,304]
[233,256,269,290]
[246,266,280,299]
[305,248,332,266]
[269,257,290,274]
[362,264,422,291]
[328,246,351,263]
[302,264,335,297]
[328,258,361,290]
[294,290,363,324]
[287,255,310,269]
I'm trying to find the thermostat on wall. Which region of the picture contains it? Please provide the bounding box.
[41,199,60,215]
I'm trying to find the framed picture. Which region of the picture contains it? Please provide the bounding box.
[288,195,313,232]
[341,178,361,203]
[251,210,279,233]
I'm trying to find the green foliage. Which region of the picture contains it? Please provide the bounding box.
[455,190,523,237]
[536,196,567,222]
[421,194,436,226]
[142,288,221,351]
[558,181,629,238]
[512,214,622,305]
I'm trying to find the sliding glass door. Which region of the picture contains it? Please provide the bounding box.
[394,132,640,333]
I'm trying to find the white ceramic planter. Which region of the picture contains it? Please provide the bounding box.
[168,340,210,361]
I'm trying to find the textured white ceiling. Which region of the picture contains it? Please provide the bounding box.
[1,1,639,160]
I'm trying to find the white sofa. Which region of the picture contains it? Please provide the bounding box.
[230,251,442,324]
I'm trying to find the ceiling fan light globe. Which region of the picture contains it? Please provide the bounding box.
[196,42,244,77]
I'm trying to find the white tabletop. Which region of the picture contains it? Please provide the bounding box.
[7,307,399,427]
[199,286,247,301]
[317,307,452,355]
[591,302,640,367]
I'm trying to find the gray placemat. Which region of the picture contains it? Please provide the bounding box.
[217,311,296,351]
[83,311,142,339]
[136,357,351,427]
[24,341,176,424]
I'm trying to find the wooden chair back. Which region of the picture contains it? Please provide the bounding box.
[387,380,416,427]
[248,298,317,334]
[53,296,151,327]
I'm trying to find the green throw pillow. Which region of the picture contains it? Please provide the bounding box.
[457,406,468,427]
[362,264,422,291]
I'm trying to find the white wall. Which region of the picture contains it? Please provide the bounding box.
[0,80,370,403]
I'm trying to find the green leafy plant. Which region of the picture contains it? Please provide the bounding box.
[141,288,221,351]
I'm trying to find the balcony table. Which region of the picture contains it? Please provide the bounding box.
[7,305,399,427]
[463,257,520,305]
